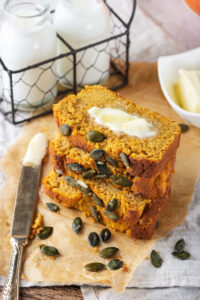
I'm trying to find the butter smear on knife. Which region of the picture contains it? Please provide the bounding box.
[23,133,47,166]
[176,69,200,113]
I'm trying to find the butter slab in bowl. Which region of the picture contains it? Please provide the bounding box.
[158,47,200,128]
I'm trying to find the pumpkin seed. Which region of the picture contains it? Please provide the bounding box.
[67,163,85,173]
[77,180,92,195]
[83,169,96,179]
[87,131,106,143]
[46,202,60,213]
[179,123,189,133]
[104,210,119,221]
[92,193,104,207]
[106,156,118,168]
[60,124,71,136]
[107,259,123,270]
[72,217,82,234]
[90,206,101,223]
[95,174,108,179]
[85,262,105,272]
[106,199,118,212]
[100,228,111,243]
[120,152,130,168]
[110,175,132,187]
[90,149,105,160]
[37,227,53,240]
[95,161,111,176]
[172,251,190,260]
[88,232,100,247]
[174,239,185,252]
[155,220,160,229]
[55,169,63,177]
[150,250,163,268]
[40,244,59,257]
[100,247,119,258]
[64,176,77,187]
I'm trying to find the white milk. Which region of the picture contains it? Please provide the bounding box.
[0,0,57,111]
[54,0,110,88]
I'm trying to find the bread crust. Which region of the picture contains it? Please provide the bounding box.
[43,171,170,239]
[66,132,181,178]
[47,85,181,239]
[49,141,176,199]
[128,133,180,177]
[130,187,170,239]
[53,85,181,178]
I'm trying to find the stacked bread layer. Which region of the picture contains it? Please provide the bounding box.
[49,137,176,199]
[43,85,181,239]
[44,170,170,239]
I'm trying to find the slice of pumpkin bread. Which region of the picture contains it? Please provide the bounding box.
[53,85,181,178]
[43,170,170,239]
[49,136,176,199]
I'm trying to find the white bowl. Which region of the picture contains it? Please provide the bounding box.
[158,48,200,128]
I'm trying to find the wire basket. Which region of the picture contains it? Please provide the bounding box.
[0,0,136,124]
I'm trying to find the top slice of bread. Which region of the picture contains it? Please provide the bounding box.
[53,85,181,178]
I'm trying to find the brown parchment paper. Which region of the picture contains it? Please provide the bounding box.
[0,62,200,292]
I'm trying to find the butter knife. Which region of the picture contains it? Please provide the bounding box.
[1,133,47,300]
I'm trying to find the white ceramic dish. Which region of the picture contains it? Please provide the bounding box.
[158,47,200,128]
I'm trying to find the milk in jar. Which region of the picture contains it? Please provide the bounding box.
[54,0,110,88]
[0,0,57,111]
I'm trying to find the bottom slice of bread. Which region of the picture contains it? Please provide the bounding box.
[43,170,170,239]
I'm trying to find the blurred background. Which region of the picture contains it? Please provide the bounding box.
[1,0,199,61]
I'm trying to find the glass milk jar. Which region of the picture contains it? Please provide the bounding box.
[54,0,110,88]
[0,0,57,111]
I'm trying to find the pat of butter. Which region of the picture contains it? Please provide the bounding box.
[176,69,200,113]
[23,133,47,166]
[88,107,156,138]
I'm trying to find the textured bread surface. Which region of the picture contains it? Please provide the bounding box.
[49,136,176,199]
[44,85,181,239]
[53,85,181,178]
[43,170,170,239]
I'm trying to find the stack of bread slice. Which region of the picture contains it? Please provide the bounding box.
[43,85,181,239]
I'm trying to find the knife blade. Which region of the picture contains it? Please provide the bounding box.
[11,165,41,238]
[1,133,47,300]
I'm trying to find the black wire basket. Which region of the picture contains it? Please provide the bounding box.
[0,0,136,124]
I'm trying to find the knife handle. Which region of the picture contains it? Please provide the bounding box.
[1,238,28,300]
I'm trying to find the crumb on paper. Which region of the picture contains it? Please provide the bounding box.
[49,256,55,260]
[41,128,48,133]
[123,265,129,272]
[93,247,98,253]
[5,221,10,226]
[30,212,43,239]
[83,211,90,218]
